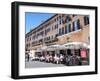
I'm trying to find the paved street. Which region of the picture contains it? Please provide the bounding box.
[25,60,66,68]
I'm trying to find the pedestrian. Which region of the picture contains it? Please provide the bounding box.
[54,54,60,64]
[60,54,64,64]
[69,54,81,66]
[65,54,72,66]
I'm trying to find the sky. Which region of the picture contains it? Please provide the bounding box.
[25,12,55,33]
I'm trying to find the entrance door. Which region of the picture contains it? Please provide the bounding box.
[51,51,55,57]
[75,49,80,56]
[67,49,71,55]
[60,50,65,55]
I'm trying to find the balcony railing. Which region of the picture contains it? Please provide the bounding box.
[32,36,58,46]
[44,37,58,43]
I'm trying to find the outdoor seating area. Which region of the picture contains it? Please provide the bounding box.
[26,42,89,66]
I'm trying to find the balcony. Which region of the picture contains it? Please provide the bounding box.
[44,37,58,43]
[32,39,43,46]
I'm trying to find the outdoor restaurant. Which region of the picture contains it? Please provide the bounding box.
[26,42,89,66]
[25,14,90,66]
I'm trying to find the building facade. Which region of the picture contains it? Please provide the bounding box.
[25,14,89,57]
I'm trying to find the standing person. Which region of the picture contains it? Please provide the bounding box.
[69,54,81,66]
[54,54,60,64]
[45,54,50,62]
[65,54,72,66]
[49,54,53,62]
[60,54,64,64]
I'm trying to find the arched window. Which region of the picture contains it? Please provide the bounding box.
[62,27,64,34]
[65,25,67,34]
[84,16,89,25]
[73,19,80,31]
[67,24,71,33]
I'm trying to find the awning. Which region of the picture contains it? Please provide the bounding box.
[63,42,89,49]
[36,46,48,52]
[46,44,67,51]
[36,48,42,52]
[41,46,48,50]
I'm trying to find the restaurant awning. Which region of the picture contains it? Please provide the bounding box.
[36,46,48,52]
[63,42,89,49]
[46,44,67,51]
[36,48,42,52]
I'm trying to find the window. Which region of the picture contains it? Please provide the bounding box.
[45,30,47,35]
[59,20,62,24]
[72,22,75,31]
[77,19,80,29]
[30,37,31,41]
[69,24,71,32]
[67,24,71,33]
[48,36,50,40]
[65,25,67,34]
[74,21,78,30]
[62,19,65,24]
[84,16,89,25]
[47,28,50,32]
[66,15,71,23]
[73,19,80,31]
[55,25,56,29]
[55,24,58,29]
[59,28,62,35]
[40,31,44,36]
[62,27,64,34]
[45,28,50,35]
[56,24,58,29]
[59,16,61,19]
[57,17,58,21]
[55,19,56,22]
